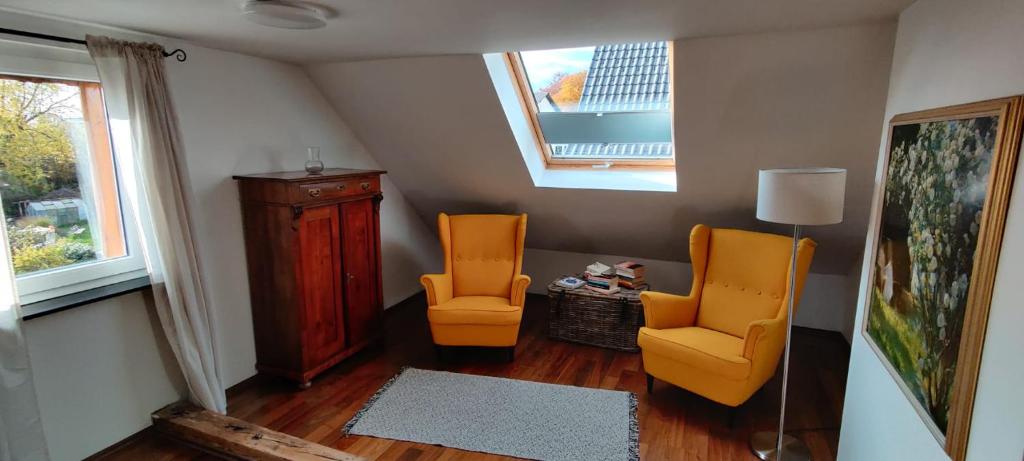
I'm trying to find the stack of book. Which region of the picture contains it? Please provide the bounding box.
[615,261,648,290]
[555,276,586,289]
[584,262,620,295]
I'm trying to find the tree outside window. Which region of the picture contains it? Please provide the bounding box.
[0,76,126,276]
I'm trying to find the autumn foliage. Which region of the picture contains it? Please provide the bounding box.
[541,71,587,111]
[0,79,79,206]
[1,78,98,274]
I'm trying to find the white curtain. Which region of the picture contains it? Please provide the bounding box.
[86,35,227,413]
[0,205,50,461]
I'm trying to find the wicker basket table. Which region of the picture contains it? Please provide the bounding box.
[546,278,647,352]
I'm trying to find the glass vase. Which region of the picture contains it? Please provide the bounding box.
[304,146,324,174]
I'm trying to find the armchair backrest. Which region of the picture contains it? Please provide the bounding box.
[689,225,816,338]
[438,213,527,298]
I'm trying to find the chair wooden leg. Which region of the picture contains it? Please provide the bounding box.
[435,344,446,362]
[646,373,654,394]
[727,405,738,429]
[506,346,515,362]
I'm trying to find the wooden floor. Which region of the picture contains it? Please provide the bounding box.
[97,293,850,461]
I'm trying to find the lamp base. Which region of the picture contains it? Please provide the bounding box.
[750,431,811,461]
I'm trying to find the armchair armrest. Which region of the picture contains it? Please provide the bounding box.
[420,273,453,306]
[742,317,787,360]
[510,274,531,307]
[639,291,699,330]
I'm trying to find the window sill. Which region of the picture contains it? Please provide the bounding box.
[532,167,676,192]
[21,276,152,321]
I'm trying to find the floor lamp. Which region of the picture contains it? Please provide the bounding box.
[750,168,846,461]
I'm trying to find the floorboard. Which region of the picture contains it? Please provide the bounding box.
[95,293,850,461]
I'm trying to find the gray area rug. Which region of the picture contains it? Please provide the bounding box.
[342,368,638,461]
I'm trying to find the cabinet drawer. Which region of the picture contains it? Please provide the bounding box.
[293,177,380,202]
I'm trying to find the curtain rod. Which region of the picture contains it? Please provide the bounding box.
[0,27,187,62]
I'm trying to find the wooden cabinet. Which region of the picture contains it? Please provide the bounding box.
[234,169,385,387]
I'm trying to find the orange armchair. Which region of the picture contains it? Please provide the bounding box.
[638,224,815,407]
[420,213,530,359]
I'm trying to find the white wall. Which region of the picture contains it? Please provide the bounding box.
[306,22,897,277]
[2,10,439,460]
[22,293,186,461]
[308,24,895,336]
[164,42,440,389]
[841,252,864,343]
[838,0,1024,460]
[525,248,851,336]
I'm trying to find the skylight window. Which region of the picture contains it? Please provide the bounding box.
[507,42,674,168]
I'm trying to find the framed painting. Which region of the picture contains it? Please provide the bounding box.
[863,96,1023,460]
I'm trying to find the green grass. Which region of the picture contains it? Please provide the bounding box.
[866,288,926,404]
[58,221,94,245]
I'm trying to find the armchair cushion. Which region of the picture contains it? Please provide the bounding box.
[449,214,522,298]
[637,327,750,380]
[696,228,799,338]
[427,296,522,326]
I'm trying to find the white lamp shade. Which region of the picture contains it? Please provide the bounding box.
[757,168,846,225]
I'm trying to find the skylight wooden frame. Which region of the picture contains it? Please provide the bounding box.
[503,43,676,171]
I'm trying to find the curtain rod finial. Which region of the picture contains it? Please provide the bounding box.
[164,48,187,62]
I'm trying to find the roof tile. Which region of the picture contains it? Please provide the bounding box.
[552,42,673,160]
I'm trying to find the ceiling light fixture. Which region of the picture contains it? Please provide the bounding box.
[241,1,328,30]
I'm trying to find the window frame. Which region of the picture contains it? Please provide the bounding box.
[503,42,677,171]
[0,71,148,305]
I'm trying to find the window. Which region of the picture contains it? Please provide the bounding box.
[506,41,674,169]
[1,74,146,304]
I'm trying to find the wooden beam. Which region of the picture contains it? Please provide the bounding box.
[152,402,363,461]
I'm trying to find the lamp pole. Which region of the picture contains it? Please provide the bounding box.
[750,225,810,461]
[751,167,846,461]
[777,224,800,457]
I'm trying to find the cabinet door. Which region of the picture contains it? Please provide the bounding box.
[340,199,380,346]
[297,205,345,366]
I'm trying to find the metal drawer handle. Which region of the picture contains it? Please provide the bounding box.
[308,188,321,198]
[337,184,346,191]
[360,182,370,191]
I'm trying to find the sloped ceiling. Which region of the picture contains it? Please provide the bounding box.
[308,23,896,274]
[0,0,913,62]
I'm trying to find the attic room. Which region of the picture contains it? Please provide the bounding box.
[0,0,1022,460]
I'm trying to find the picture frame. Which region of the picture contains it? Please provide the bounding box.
[861,96,1023,460]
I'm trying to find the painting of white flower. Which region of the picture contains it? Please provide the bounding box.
[867,115,996,435]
